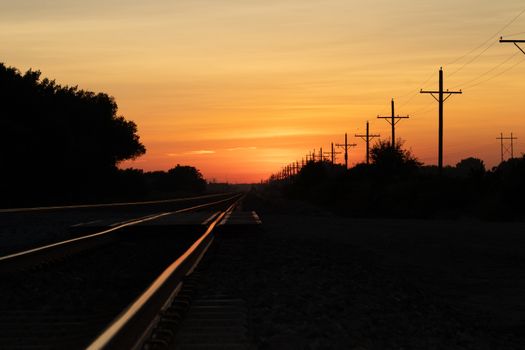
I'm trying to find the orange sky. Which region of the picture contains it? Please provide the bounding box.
[2,1,525,182]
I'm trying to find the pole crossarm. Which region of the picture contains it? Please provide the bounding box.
[420,90,462,102]
[354,134,380,141]
[500,38,525,55]
[335,143,357,149]
[377,115,409,126]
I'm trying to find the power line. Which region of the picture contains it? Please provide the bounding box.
[396,71,436,109]
[447,6,525,67]
[462,55,525,90]
[502,30,525,38]
[452,52,519,90]
[449,40,498,77]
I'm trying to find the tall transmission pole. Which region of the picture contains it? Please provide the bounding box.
[355,121,380,164]
[335,133,357,169]
[420,67,462,173]
[499,38,525,55]
[496,132,518,162]
[377,98,409,148]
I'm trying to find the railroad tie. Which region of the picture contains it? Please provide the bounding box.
[171,297,252,349]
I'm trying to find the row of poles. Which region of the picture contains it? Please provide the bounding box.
[271,38,523,181]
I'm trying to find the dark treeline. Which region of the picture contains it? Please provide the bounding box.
[0,63,208,207]
[273,140,525,221]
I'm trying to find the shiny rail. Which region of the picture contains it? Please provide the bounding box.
[0,193,242,274]
[0,192,233,213]
[86,197,242,350]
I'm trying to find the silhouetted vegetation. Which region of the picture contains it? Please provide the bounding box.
[146,165,207,198]
[0,63,210,207]
[276,140,525,221]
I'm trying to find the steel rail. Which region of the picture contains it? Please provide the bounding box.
[86,198,242,350]
[0,193,242,274]
[0,192,235,213]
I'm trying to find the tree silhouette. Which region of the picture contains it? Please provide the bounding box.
[146,165,207,195]
[455,157,485,178]
[0,63,146,205]
[369,139,421,177]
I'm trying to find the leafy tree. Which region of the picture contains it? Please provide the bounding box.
[455,157,485,178]
[369,139,421,177]
[146,165,207,194]
[166,165,207,193]
[0,63,145,204]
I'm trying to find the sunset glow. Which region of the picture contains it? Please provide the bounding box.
[2,1,525,182]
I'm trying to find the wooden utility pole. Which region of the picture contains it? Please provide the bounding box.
[355,121,380,164]
[420,68,462,173]
[335,133,357,169]
[499,38,525,55]
[327,142,342,164]
[377,98,409,148]
[496,132,518,162]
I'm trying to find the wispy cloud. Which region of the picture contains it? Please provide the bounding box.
[226,146,257,151]
[166,150,216,156]
[186,150,216,155]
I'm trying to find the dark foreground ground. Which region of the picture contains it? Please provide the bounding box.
[197,191,525,349]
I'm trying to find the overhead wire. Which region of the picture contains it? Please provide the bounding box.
[446,6,525,67]
[501,30,525,38]
[395,7,525,113]
[448,40,498,77]
[374,6,525,124]
[451,52,520,90]
[461,55,525,90]
[396,71,436,109]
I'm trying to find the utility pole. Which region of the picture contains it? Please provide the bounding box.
[327,142,342,164]
[420,67,462,174]
[377,98,409,148]
[499,37,525,55]
[336,133,357,169]
[496,132,518,162]
[355,121,380,164]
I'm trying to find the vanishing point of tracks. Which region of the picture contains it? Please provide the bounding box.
[0,193,243,349]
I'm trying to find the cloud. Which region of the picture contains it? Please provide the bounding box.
[186,150,216,155]
[226,146,257,151]
[166,150,216,156]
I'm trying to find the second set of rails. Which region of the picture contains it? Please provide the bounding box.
[0,192,244,349]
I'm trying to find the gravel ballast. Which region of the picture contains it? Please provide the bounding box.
[193,192,525,349]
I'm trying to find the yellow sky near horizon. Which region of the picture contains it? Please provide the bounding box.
[2,1,525,182]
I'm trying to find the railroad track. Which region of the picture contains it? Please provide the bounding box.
[0,193,243,349]
[0,192,237,256]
